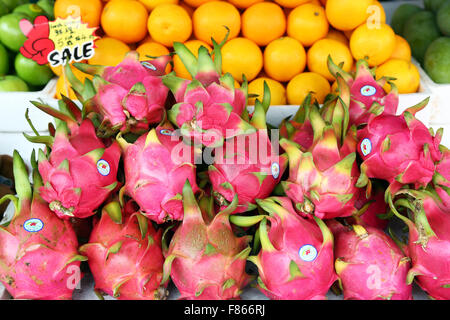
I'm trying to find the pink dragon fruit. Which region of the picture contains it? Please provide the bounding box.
[0,151,86,299]
[433,144,450,209]
[118,120,200,224]
[73,51,171,137]
[280,103,361,219]
[247,197,337,300]
[208,84,288,213]
[162,180,252,300]
[328,57,399,127]
[80,201,167,300]
[354,184,390,230]
[356,98,443,196]
[390,188,450,300]
[163,40,254,147]
[328,220,412,300]
[36,117,121,220]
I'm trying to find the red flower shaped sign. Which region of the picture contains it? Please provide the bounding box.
[20,15,98,66]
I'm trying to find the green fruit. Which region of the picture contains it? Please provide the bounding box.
[0,1,9,17]
[0,0,27,11]
[424,37,450,83]
[0,42,8,76]
[14,53,54,86]
[0,74,28,91]
[0,13,29,52]
[391,4,423,35]
[13,3,46,22]
[403,10,441,64]
[36,0,54,20]
[424,0,448,12]
[437,1,450,36]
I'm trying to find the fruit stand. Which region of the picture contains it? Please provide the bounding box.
[0,0,449,302]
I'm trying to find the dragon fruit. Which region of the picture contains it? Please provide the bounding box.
[280,102,360,219]
[73,51,171,137]
[34,116,121,220]
[0,151,86,299]
[354,184,390,230]
[80,201,167,300]
[328,220,412,300]
[118,120,200,224]
[433,144,450,209]
[390,188,450,300]
[163,39,254,147]
[208,83,288,213]
[327,57,399,127]
[162,180,252,300]
[356,98,443,196]
[247,197,337,300]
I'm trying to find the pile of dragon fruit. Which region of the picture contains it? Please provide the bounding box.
[0,36,449,301]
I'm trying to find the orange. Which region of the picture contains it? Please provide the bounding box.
[55,66,93,100]
[286,72,331,105]
[263,37,306,82]
[248,77,286,106]
[221,37,263,83]
[193,1,241,46]
[101,0,148,44]
[390,35,412,61]
[241,2,286,46]
[179,1,195,16]
[274,0,313,9]
[228,0,264,9]
[367,1,386,26]
[287,3,329,47]
[54,0,103,28]
[307,38,353,81]
[148,4,192,47]
[325,0,373,31]
[88,37,130,66]
[183,0,214,7]
[325,29,348,46]
[136,42,172,73]
[350,23,396,67]
[173,40,212,79]
[375,59,420,94]
[138,0,178,10]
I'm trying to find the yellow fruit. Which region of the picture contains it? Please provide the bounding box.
[325,0,373,31]
[193,1,241,46]
[287,3,329,47]
[88,37,130,66]
[366,1,386,27]
[227,0,264,9]
[55,66,92,100]
[390,35,412,61]
[263,36,306,82]
[307,38,353,81]
[101,0,148,43]
[183,0,214,7]
[350,23,396,67]
[375,59,420,94]
[325,28,348,46]
[274,0,312,9]
[221,37,263,83]
[138,0,178,10]
[136,41,172,73]
[173,40,212,79]
[54,0,103,28]
[248,77,287,105]
[286,72,331,105]
[241,2,286,46]
[148,4,192,47]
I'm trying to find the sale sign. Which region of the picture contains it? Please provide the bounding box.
[19,15,98,67]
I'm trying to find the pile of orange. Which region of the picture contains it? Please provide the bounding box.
[52,0,421,105]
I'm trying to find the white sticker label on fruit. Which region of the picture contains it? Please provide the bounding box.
[271,162,280,179]
[160,129,174,136]
[299,244,318,262]
[24,218,44,233]
[360,85,377,97]
[97,159,111,176]
[141,61,156,71]
[360,138,372,157]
